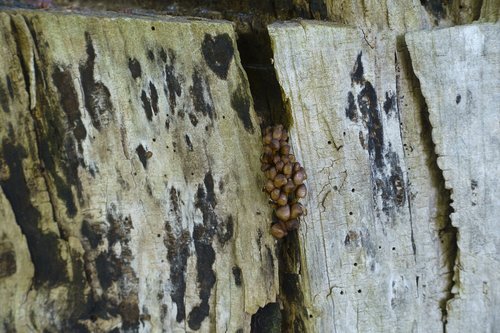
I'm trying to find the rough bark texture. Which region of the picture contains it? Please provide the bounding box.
[0,0,499,332]
[0,9,278,332]
[269,18,499,333]
[407,24,500,332]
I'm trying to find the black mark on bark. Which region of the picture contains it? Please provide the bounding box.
[128,58,142,79]
[231,85,254,133]
[202,33,234,80]
[79,32,113,130]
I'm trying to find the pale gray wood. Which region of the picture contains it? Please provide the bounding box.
[406,23,500,333]
[0,10,277,332]
[269,21,455,332]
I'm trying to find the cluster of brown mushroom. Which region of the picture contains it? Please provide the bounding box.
[260,125,307,239]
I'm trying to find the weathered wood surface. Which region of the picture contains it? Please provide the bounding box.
[268,20,498,332]
[0,10,278,332]
[406,23,500,332]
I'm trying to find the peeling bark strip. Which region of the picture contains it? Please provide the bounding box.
[406,23,500,332]
[1,9,276,333]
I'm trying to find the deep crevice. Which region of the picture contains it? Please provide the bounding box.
[397,37,458,332]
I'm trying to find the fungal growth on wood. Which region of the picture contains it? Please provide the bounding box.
[260,125,307,238]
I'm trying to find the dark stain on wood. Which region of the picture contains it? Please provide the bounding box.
[6,74,14,98]
[135,144,148,168]
[0,77,10,113]
[94,208,138,328]
[232,265,242,286]
[345,91,357,122]
[188,113,199,126]
[350,52,364,84]
[217,214,234,246]
[149,81,159,116]
[420,0,446,20]
[0,140,68,287]
[79,32,113,130]
[383,91,396,116]
[201,33,234,80]
[141,89,153,121]
[165,187,190,323]
[128,58,142,79]
[231,84,254,133]
[118,299,140,330]
[0,241,16,278]
[190,69,215,120]
[309,0,328,19]
[81,220,101,249]
[250,302,281,333]
[163,48,181,114]
[346,52,407,215]
[185,134,193,151]
[189,172,218,329]
[52,66,87,154]
[147,49,155,61]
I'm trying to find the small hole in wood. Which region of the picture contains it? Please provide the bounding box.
[222,115,226,119]
[133,172,137,176]
[152,138,156,142]
[349,212,353,215]
[328,140,332,144]
[392,247,396,251]
[351,188,355,192]
[354,263,358,266]
[151,26,155,31]
[340,291,344,295]
[357,289,362,293]
[157,234,161,237]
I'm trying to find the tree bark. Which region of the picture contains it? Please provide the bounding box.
[0,1,499,332]
[0,9,278,332]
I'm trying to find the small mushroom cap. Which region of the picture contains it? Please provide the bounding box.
[263,132,272,145]
[266,167,277,180]
[270,139,280,151]
[272,125,283,139]
[295,184,307,198]
[264,180,275,193]
[263,145,273,155]
[280,144,290,155]
[276,204,291,221]
[275,160,284,172]
[283,163,293,177]
[273,174,287,188]
[270,188,281,201]
[271,223,287,239]
[281,129,289,141]
[282,180,295,194]
[276,193,288,206]
[290,203,304,219]
[293,170,305,185]
[285,219,300,231]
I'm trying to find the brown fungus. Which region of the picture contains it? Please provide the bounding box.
[260,125,308,239]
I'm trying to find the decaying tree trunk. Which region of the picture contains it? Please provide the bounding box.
[269,19,499,332]
[0,9,278,332]
[0,1,499,333]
